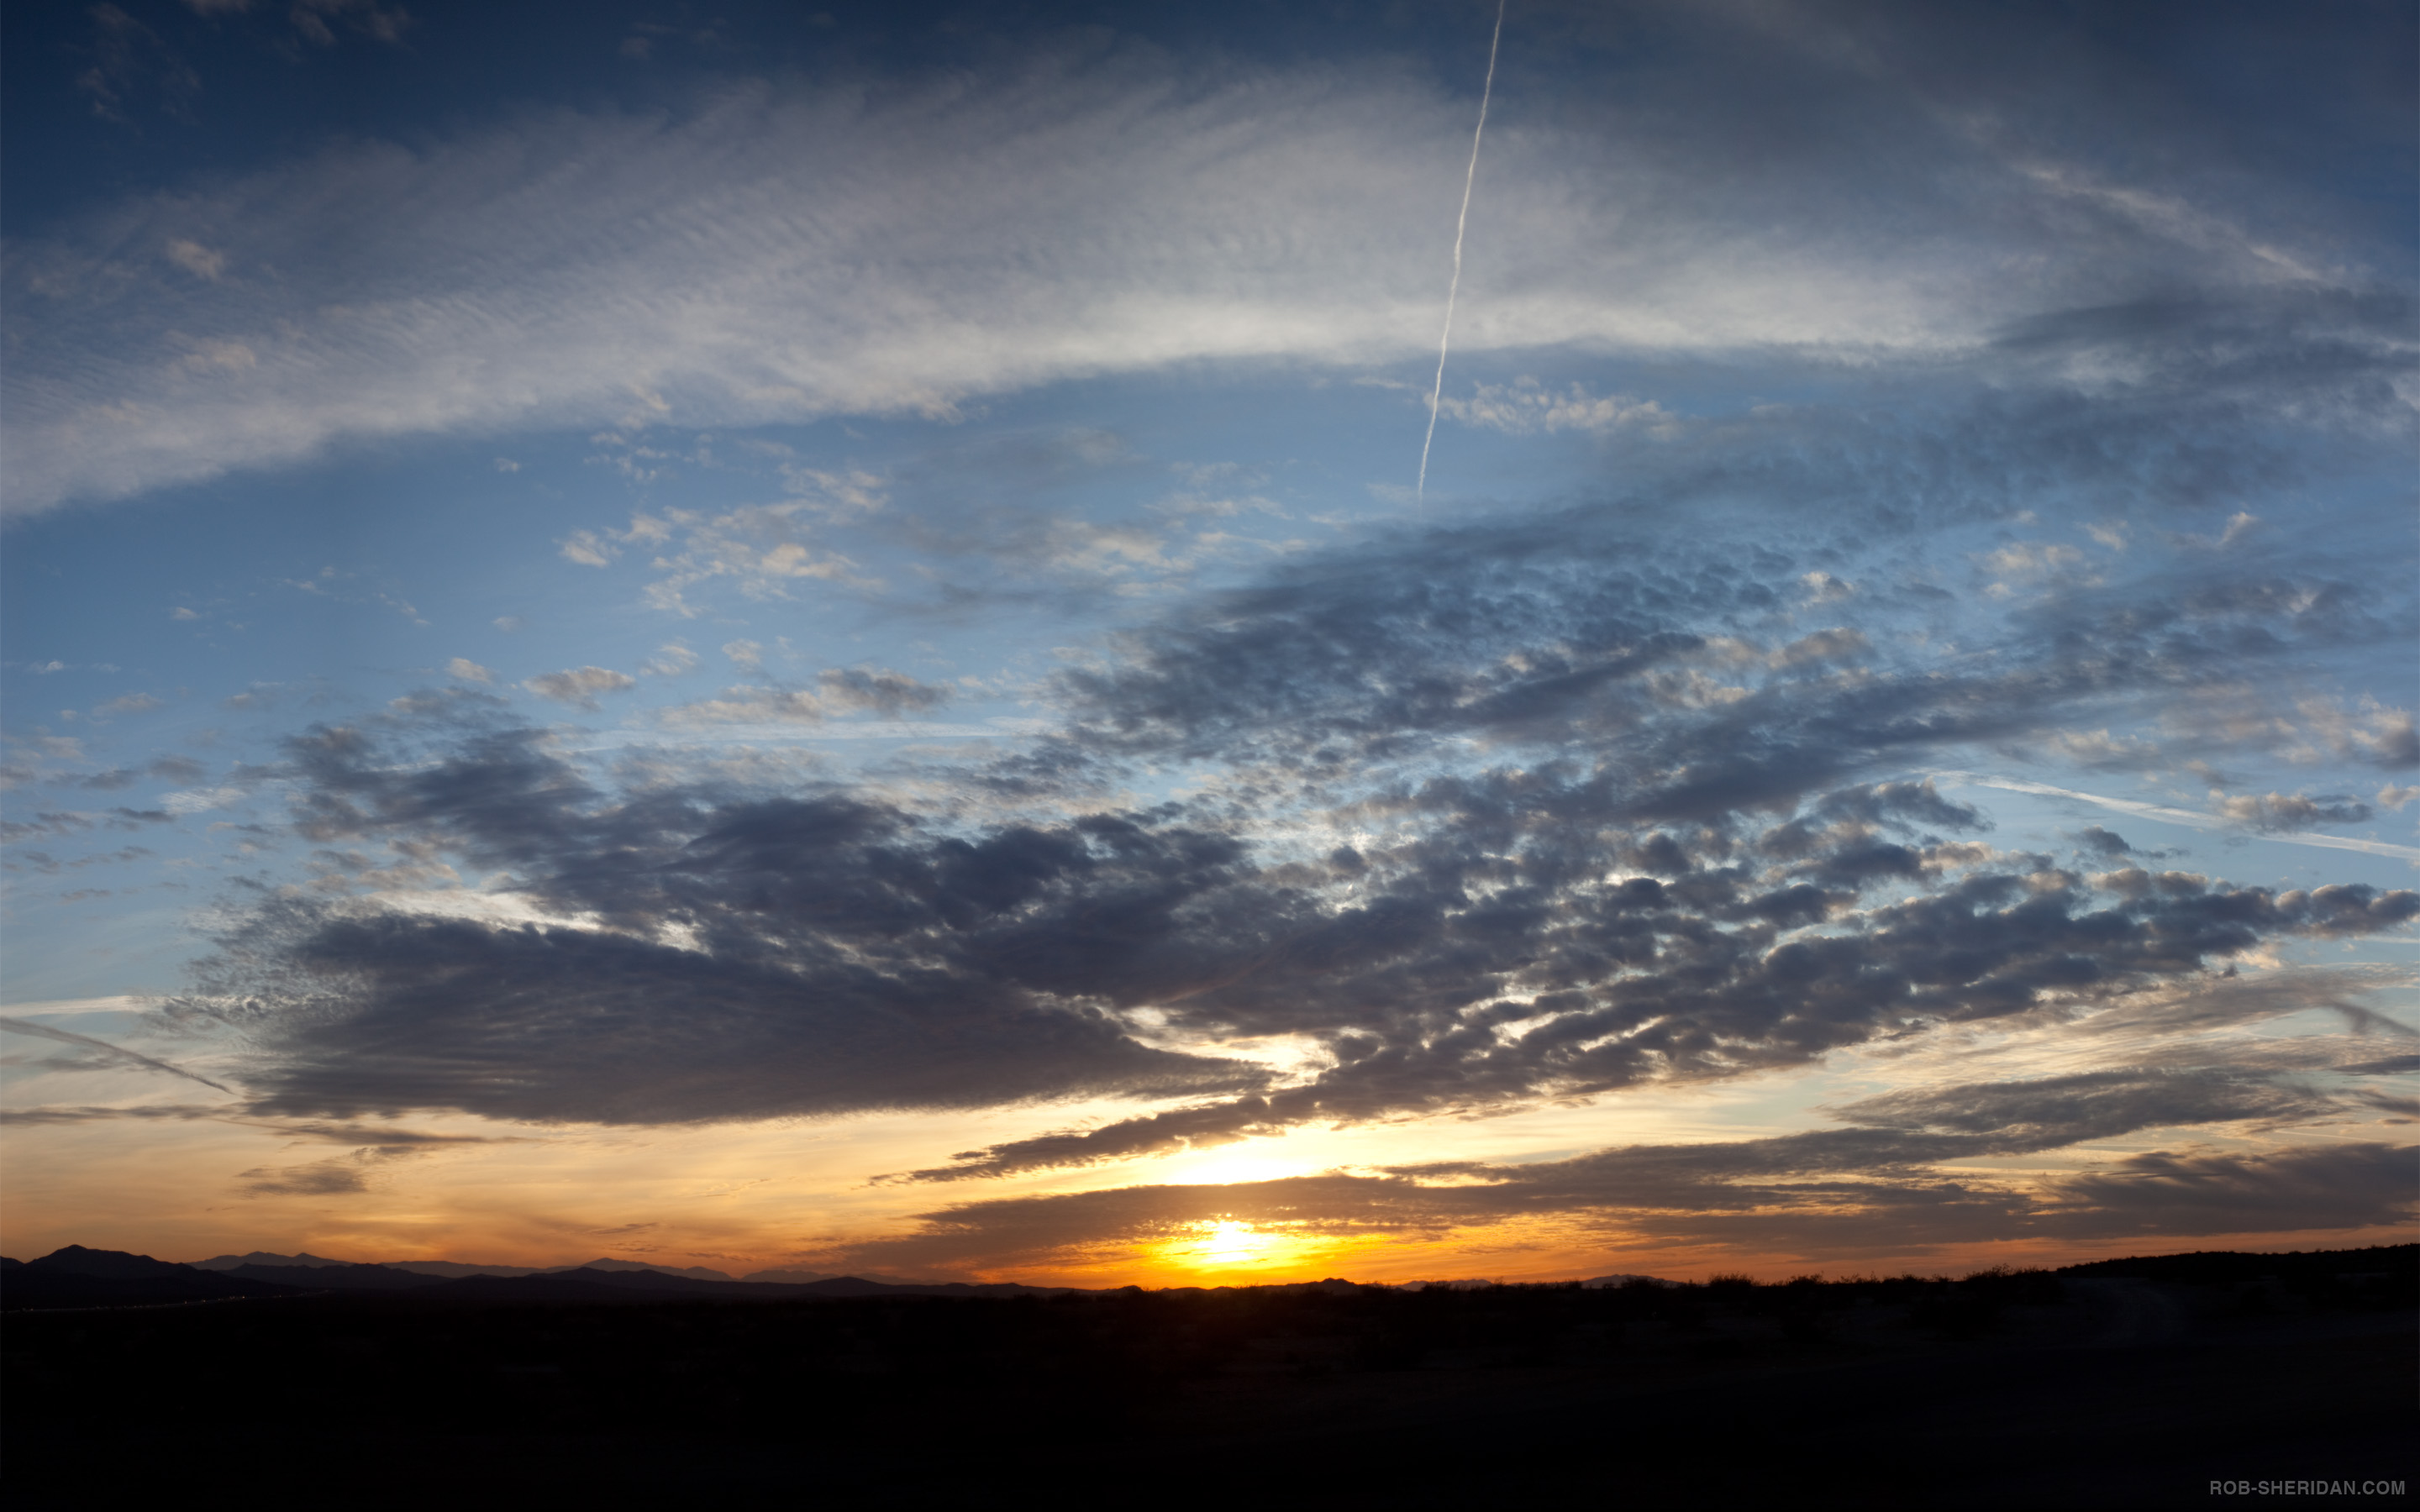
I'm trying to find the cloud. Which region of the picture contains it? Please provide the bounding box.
[658,687,831,727]
[285,0,412,48]
[2213,790,2375,832]
[639,643,700,677]
[162,785,245,815]
[75,3,199,126]
[837,1131,2418,1273]
[236,1143,419,1197]
[1824,1068,2338,1141]
[1,811,96,843]
[445,658,494,683]
[1438,379,1676,437]
[174,648,2417,1146]
[815,668,951,718]
[140,257,2419,1146]
[0,1103,234,1125]
[163,238,226,280]
[10,5,2409,512]
[2039,1143,2417,1235]
[523,666,638,711]
[659,667,952,727]
[1949,774,2420,863]
[2071,826,2131,858]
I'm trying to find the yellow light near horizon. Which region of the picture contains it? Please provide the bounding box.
[1187,1220,1271,1267]
[1156,1210,1287,1268]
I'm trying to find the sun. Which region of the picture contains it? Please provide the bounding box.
[1179,1219,1274,1268]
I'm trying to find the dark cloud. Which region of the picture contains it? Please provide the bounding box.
[210,900,1264,1124]
[4,844,156,874]
[2,811,95,843]
[816,667,952,718]
[172,480,2418,1144]
[1825,1068,2335,1141]
[2216,790,2376,831]
[2350,1089,2420,1120]
[2039,1142,2417,1236]
[0,1103,232,1125]
[914,867,2414,1180]
[839,1124,2417,1273]
[236,1146,418,1198]
[145,140,2418,1168]
[181,723,1270,1121]
[2338,1053,2420,1078]
[0,1105,515,1156]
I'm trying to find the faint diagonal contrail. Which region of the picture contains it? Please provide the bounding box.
[1417,0,1507,506]
[0,1015,236,1095]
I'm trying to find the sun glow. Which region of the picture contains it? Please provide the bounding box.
[1182,1220,1274,1267]
[1141,1218,1400,1284]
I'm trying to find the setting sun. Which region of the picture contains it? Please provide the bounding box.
[1181,1220,1273,1268]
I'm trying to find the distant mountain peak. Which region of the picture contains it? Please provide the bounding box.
[549,1257,737,1283]
[28,1245,195,1278]
[188,1251,353,1271]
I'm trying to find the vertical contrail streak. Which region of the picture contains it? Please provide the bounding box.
[1417,0,1507,506]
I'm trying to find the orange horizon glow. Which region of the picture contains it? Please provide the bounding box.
[5,1214,2413,1291]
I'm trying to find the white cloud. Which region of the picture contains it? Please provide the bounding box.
[623,504,871,616]
[1438,378,1676,437]
[445,658,494,683]
[162,785,245,815]
[658,668,949,727]
[6,45,2368,513]
[640,643,700,677]
[2212,790,2373,832]
[161,238,225,281]
[523,666,638,711]
[558,529,618,567]
[1975,541,2087,579]
[660,686,829,727]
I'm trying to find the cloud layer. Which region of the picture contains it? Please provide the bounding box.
[9,3,2408,511]
[176,486,2415,1158]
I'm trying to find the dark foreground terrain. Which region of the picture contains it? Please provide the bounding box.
[5,1245,2410,1508]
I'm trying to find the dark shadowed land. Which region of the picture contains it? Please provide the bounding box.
[3,1245,2408,1507]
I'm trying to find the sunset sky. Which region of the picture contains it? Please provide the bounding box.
[3,0,2414,1286]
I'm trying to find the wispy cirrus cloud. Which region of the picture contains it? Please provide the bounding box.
[9,5,2403,514]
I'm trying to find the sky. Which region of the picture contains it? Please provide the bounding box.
[2,0,2414,1287]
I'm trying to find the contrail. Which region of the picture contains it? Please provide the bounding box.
[0,1015,236,1095]
[1417,0,1507,506]
[1931,772,2420,862]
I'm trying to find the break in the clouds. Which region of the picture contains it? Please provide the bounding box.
[3,0,2413,1278]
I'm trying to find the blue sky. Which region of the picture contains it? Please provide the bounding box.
[3,0,2414,1282]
